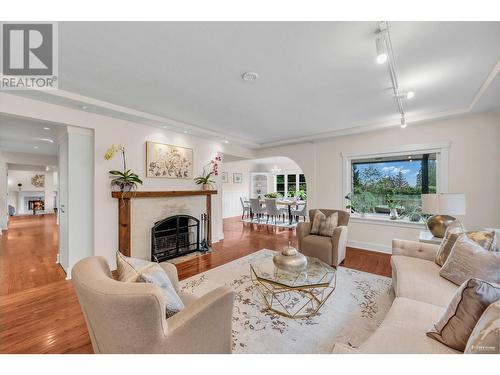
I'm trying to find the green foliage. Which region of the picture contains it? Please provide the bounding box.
[109,169,143,190]
[194,171,215,185]
[345,192,377,214]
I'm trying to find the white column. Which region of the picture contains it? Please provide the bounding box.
[44,170,54,213]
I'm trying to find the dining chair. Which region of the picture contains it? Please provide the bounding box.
[249,198,267,223]
[290,203,307,222]
[240,196,251,219]
[264,199,287,224]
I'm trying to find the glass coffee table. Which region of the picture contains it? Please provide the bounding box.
[250,252,337,319]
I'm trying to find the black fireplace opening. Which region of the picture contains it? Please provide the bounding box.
[151,215,200,262]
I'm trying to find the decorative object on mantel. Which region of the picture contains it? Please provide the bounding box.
[233,172,242,184]
[31,174,45,188]
[104,144,143,193]
[422,193,466,238]
[272,243,308,272]
[146,141,193,179]
[194,155,221,191]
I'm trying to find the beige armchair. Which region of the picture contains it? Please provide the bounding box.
[297,209,350,266]
[71,256,235,354]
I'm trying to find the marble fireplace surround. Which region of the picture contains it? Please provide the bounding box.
[111,190,217,260]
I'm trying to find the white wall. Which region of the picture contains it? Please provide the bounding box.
[258,113,500,252]
[0,93,255,268]
[221,160,253,218]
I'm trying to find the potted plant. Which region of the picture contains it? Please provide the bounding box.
[104,144,143,193]
[401,204,422,222]
[264,192,282,199]
[385,192,399,220]
[194,156,221,190]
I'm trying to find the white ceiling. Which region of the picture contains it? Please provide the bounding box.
[0,115,61,155]
[10,21,500,147]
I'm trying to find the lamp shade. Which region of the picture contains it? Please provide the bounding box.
[421,193,466,215]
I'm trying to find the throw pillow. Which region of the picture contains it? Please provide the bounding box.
[435,229,496,267]
[465,301,500,354]
[439,235,500,285]
[138,264,185,318]
[427,278,500,351]
[116,251,184,317]
[310,210,338,237]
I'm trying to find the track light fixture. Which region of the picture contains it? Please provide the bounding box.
[375,36,388,64]
[375,21,414,129]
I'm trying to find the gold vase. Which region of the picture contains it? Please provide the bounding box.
[426,215,456,238]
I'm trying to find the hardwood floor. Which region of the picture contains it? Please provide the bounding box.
[0,215,391,354]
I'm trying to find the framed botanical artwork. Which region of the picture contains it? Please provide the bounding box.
[233,173,242,183]
[146,141,193,179]
[221,171,228,183]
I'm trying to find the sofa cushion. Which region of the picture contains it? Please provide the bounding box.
[427,278,500,351]
[310,210,338,237]
[391,255,457,307]
[359,298,459,354]
[440,235,500,285]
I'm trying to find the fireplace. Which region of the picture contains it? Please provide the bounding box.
[151,215,200,262]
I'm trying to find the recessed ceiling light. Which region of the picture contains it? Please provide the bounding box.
[162,126,168,129]
[43,127,51,130]
[81,105,88,110]
[39,138,54,143]
[241,72,259,81]
[223,140,229,144]
[183,130,188,134]
[406,91,415,99]
[33,146,39,149]
[407,156,412,159]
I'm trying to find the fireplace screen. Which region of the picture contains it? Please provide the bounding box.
[151,215,200,262]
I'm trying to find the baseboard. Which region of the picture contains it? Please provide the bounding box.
[348,240,392,254]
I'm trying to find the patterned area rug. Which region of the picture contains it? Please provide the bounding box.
[179,249,394,353]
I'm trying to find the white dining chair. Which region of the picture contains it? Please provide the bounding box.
[249,198,267,223]
[264,199,287,224]
[240,197,251,219]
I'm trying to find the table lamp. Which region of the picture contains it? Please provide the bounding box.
[421,193,466,238]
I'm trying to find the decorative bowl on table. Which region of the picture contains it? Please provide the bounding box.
[273,245,308,272]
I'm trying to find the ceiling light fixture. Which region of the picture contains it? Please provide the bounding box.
[33,146,39,149]
[375,21,414,130]
[223,140,229,144]
[39,138,54,143]
[162,126,168,129]
[183,130,188,134]
[241,72,259,81]
[81,105,88,110]
[43,127,51,130]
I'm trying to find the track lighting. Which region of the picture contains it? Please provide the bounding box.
[375,37,388,64]
[400,115,407,129]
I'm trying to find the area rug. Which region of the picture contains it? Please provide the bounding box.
[241,218,297,228]
[179,249,394,353]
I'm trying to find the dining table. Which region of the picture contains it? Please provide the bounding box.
[245,199,306,225]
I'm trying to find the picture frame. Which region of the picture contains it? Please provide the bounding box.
[233,173,242,183]
[145,141,193,179]
[221,171,228,183]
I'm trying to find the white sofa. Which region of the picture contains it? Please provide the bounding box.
[333,239,461,354]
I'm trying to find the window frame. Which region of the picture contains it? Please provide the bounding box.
[342,142,450,227]
[273,171,305,198]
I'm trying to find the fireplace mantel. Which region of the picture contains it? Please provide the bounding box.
[112,190,217,257]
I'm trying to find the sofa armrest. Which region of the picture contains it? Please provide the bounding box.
[297,222,312,250]
[159,262,180,292]
[331,342,361,354]
[392,239,440,262]
[164,286,235,353]
[331,226,348,266]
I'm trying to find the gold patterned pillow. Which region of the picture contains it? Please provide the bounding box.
[465,301,500,354]
[310,210,338,237]
[435,230,497,267]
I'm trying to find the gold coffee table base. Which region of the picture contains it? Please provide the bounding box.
[250,268,336,319]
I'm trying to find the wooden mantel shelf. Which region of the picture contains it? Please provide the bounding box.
[112,190,217,257]
[111,190,217,199]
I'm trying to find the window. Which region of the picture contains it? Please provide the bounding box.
[274,172,306,198]
[343,142,449,224]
